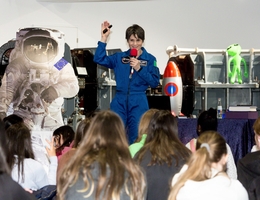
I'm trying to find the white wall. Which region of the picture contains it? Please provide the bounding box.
[1,0,260,74]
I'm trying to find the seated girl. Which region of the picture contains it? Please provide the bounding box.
[53,125,75,160]
[168,131,248,200]
[57,110,147,200]
[6,122,57,191]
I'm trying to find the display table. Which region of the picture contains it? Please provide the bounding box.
[177,118,256,164]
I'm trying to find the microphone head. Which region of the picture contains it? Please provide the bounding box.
[130,48,138,57]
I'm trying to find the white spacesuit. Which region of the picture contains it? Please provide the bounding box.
[0,27,79,131]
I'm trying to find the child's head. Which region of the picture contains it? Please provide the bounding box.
[136,108,158,142]
[5,122,35,181]
[3,114,24,130]
[197,108,217,136]
[53,125,75,153]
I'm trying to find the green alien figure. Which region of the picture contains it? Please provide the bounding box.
[227,44,248,84]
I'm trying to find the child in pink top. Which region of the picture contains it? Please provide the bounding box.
[53,125,75,160]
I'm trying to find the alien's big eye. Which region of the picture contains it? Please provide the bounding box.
[227,46,231,50]
[234,44,238,46]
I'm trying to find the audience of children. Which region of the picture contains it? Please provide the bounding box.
[57,110,147,200]
[237,116,260,200]
[168,131,248,200]
[129,108,158,158]
[0,119,37,200]
[134,109,191,200]
[185,108,237,179]
[2,108,254,200]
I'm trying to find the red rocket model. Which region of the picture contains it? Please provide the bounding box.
[162,60,183,116]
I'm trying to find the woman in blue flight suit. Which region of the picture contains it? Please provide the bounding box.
[94,21,160,144]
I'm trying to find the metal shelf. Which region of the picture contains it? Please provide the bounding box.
[166,45,260,115]
[195,82,259,89]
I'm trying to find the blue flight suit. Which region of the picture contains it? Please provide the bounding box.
[94,41,160,144]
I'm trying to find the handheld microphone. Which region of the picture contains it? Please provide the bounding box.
[103,25,113,34]
[130,48,138,58]
[129,48,138,78]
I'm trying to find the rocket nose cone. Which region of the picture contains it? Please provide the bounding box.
[163,61,181,78]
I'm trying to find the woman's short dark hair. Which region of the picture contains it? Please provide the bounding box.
[125,24,145,41]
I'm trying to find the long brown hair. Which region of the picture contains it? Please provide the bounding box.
[57,110,146,200]
[5,123,35,181]
[73,115,94,148]
[168,131,227,200]
[135,109,191,166]
[135,108,159,143]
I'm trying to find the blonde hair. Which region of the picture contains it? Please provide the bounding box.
[136,109,159,143]
[57,110,146,200]
[168,131,227,200]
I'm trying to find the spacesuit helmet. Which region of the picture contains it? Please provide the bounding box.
[19,28,65,64]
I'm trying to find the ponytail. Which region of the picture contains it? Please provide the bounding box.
[168,147,212,200]
[168,131,227,200]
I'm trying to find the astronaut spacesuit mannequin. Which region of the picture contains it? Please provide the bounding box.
[0,27,79,131]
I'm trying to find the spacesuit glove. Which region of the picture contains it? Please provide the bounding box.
[0,112,6,120]
[41,86,58,104]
